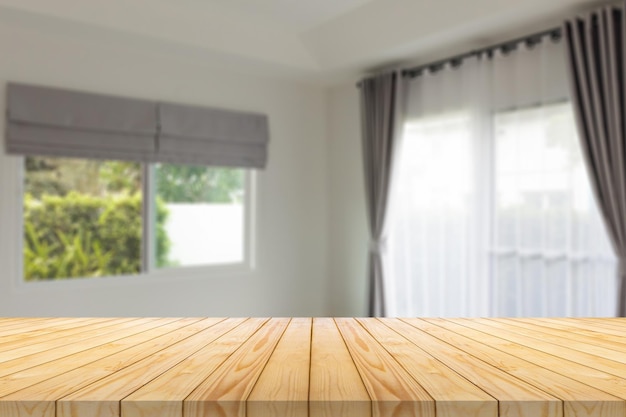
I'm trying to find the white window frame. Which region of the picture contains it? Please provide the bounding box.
[13,156,256,290]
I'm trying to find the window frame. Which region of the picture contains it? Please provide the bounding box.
[15,156,256,287]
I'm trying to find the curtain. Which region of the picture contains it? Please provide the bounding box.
[564,6,626,316]
[387,37,617,317]
[359,72,405,317]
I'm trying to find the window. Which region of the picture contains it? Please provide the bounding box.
[492,103,615,316]
[154,163,246,268]
[388,102,616,317]
[387,113,477,317]
[23,157,249,281]
[7,83,266,283]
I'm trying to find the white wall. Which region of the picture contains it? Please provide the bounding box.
[326,84,368,316]
[0,17,329,316]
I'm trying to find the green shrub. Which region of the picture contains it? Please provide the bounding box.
[23,192,170,281]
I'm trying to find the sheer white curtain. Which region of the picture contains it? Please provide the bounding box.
[386,38,617,317]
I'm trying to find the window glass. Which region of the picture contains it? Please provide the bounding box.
[388,113,474,317]
[494,104,577,251]
[492,103,615,315]
[23,158,248,281]
[388,102,616,317]
[493,103,609,254]
[23,157,142,281]
[155,164,245,267]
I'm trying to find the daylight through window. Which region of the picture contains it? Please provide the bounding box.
[387,103,616,316]
[23,157,248,281]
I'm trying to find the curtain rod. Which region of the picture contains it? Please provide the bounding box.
[402,27,562,79]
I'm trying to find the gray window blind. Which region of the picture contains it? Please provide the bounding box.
[5,83,270,168]
[158,102,268,169]
[6,83,158,162]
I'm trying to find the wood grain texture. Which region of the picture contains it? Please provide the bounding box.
[0,318,163,380]
[0,318,95,340]
[1,318,626,417]
[0,318,205,417]
[435,319,626,400]
[481,319,626,375]
[122,317,265,417]
[247,318,311,417]
[383,318,562,417]
[309,317,371,417]
[508,318,626,344]
[56,318,229,417]
[416,318,625,417]
[489,318,626,360]
[335,317,435,417]
[184,317,290,417]
[356,318,497,417]
[0,317,135,357]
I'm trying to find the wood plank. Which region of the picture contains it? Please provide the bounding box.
[0,318,159,378]
[0,317,114,348]
[381,318,561,417]
[488,318,626,364]
[0,317,106,345]
[432,318,626,400]
[356,318,497,417]
[413,318,625,417]
[0,318,27,325]
[183,318,290,417]
[56,318,237,417]
[335,318,435,417]
[309,317,370,417]
[247,318,311,417]
[578,318,626,330]
[2,317,626,417]
[508,317,626,343]
[121,317,267,417]
[0,318,209,417]
[0,318,25,323]
[0,318,91,337]
[0,317,51,330]
[0,317,139,360]
[484,318,626,365]
[0,318,184,395]
[506,318,626,347]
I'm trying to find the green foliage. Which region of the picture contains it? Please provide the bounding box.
[24,223,114,279]
[22,157,242,280]
[156,164,244,203]
[23,192,170,281]
[99,161,142,193]
[24,158,67,197]
[25,157,124,198]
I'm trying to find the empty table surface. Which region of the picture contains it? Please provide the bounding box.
[0,317,626,417]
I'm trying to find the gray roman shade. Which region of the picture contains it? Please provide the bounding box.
[6,83,270,168]
[158,102,269,169]
[6,83,158,161]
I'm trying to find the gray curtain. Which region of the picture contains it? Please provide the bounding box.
[359,71,404,317]
[564,6,626,316]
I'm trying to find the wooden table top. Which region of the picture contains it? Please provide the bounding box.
[0,317,625,417]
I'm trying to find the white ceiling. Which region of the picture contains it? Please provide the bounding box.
[0,0,611,83]
[196,0,377,33]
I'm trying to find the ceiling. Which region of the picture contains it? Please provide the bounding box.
[196,0,377,33]
[0,0,610,84]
